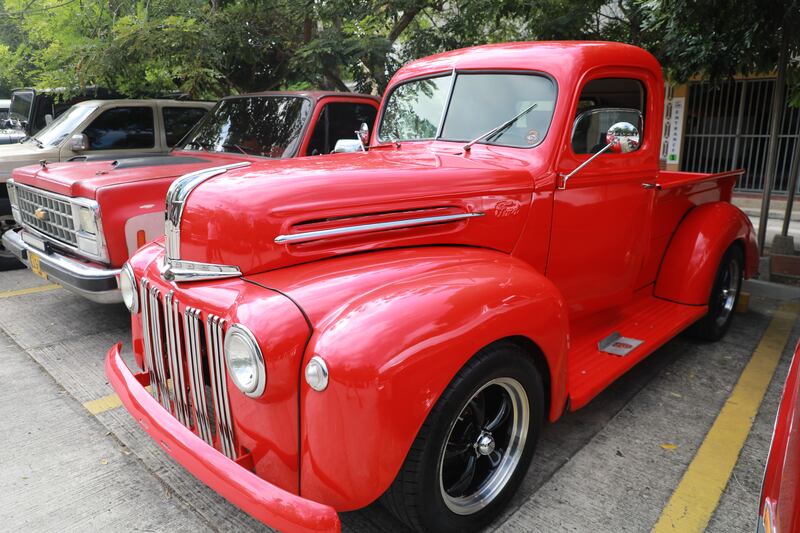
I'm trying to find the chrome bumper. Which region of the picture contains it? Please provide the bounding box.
[2,229,122,304]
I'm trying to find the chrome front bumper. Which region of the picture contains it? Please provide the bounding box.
[2,228,122,304]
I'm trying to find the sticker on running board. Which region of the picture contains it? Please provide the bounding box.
[597,332,644,356]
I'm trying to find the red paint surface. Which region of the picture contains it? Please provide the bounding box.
[760,341,800,533]
[10,92,380,266]
[112,42,761,528]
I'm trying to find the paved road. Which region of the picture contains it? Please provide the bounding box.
[0,267,798,532]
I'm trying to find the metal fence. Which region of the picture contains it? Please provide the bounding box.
[681,78,800,193]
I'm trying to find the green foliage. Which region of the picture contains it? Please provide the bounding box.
[0,0,797,101]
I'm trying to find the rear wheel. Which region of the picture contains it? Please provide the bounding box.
[0,197,24,271]
[381,342,544,532]
[687,244,743,341]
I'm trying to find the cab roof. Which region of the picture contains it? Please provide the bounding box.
[222,91,380,103]
[392,41,661,85]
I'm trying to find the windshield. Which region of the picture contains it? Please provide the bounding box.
[32,104,98,147]
[179,96,312,158]
[7,90,34,129]
[378,72,556,148]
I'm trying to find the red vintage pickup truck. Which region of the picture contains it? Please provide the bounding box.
[3,91,378,302]
[106,42,758,532]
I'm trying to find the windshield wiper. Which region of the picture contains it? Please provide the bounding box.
[222,143,259,156]
[21,136,43,147]
[462,103,538,152]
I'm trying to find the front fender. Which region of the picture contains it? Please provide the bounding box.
[249,247,568,511]
[655,202,758,305]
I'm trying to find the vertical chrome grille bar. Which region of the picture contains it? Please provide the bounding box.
[164,292,191,426]
[183,307,213,445]
[139,278,158,401]
[206,315,237,459]
[147,286,171,410]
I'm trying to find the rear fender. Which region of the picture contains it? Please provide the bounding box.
[655,202,758,305]
[262,248,569,510]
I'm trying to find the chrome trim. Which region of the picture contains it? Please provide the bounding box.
[11,181,110,262]
[164,162,250,262]
[206,314,237,459]
[184,307,214,445]
[164,291,191,426]
[224,323,266,398]
[305,355,329,392]
[2,229,121,303]
[275,212,485,244]
[120,263,138,313]
[139,279,160,404]
[147,284,172,410]
[160,258,241,282]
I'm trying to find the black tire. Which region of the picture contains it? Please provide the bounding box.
[0,197,24,271]
[381,341,545,533]
[687,244,744,341]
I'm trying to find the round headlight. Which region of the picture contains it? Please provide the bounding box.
[305,356,329,392]
[119,263,138,313]
[224,324,265,397]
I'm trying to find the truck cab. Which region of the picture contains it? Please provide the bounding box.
[106,42,758,533]
[3,92,379,299]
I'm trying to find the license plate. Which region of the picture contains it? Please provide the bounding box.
[29,252,48,280]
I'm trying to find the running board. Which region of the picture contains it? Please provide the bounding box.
[597,332,643,356]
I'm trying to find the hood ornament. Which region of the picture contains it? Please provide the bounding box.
[39,159,47,169]
[161,162,250,282]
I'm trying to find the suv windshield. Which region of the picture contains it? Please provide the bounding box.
[32,104,98,147]
[179,96,312,158]
[7,90,34,129]
[379,72,556,148]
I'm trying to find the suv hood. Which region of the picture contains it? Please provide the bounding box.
[0,142,58,181]
[177,143,545,275]
[9,151,246,198]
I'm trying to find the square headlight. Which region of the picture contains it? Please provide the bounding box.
[78,206,97,235]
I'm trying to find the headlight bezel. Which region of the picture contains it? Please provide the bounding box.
[119,262,138,313]
[224,323,266,398]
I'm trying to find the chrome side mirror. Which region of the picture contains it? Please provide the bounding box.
[332,139,363,153]
[357,122,369,149]
[69,133,89,152]
[605,121,640,154]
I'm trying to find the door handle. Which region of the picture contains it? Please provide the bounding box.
[642,182,662,190]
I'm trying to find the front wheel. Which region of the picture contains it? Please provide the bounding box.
[381,342,544,532]
[687,244,744,341]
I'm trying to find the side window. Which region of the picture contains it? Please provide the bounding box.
[307,102,378,155]
[571,78,645,154]
[163,107,208,147]
[83,106,155,150]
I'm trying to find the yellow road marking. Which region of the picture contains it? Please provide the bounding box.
[0,283,61,299]
[84,384,154,415]
[652,302,800,533]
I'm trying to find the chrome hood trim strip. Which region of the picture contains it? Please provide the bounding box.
[274,212,485,244]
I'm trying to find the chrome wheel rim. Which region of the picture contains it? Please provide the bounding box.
[716,258,740,327]
[438,377,529,515]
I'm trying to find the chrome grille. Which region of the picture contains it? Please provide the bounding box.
[140,278,237,459]
[14,183,78,245]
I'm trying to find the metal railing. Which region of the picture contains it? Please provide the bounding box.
[681,78,800,193]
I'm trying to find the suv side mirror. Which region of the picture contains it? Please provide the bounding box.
[69,133,89,152]
[357,122,369,148]
[332,139,363,153]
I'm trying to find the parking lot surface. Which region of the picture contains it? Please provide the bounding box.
[0,268,798,532]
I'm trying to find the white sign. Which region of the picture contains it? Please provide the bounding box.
[665,96,685,164]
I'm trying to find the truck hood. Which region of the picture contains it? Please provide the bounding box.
[0,142,57,181]
[9,151,247,198]
[178,142,546,275]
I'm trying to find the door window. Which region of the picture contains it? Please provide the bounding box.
[83,106,155,150]
[572,78,645,154]
[307,102,378,155]
[163,107,209,147]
